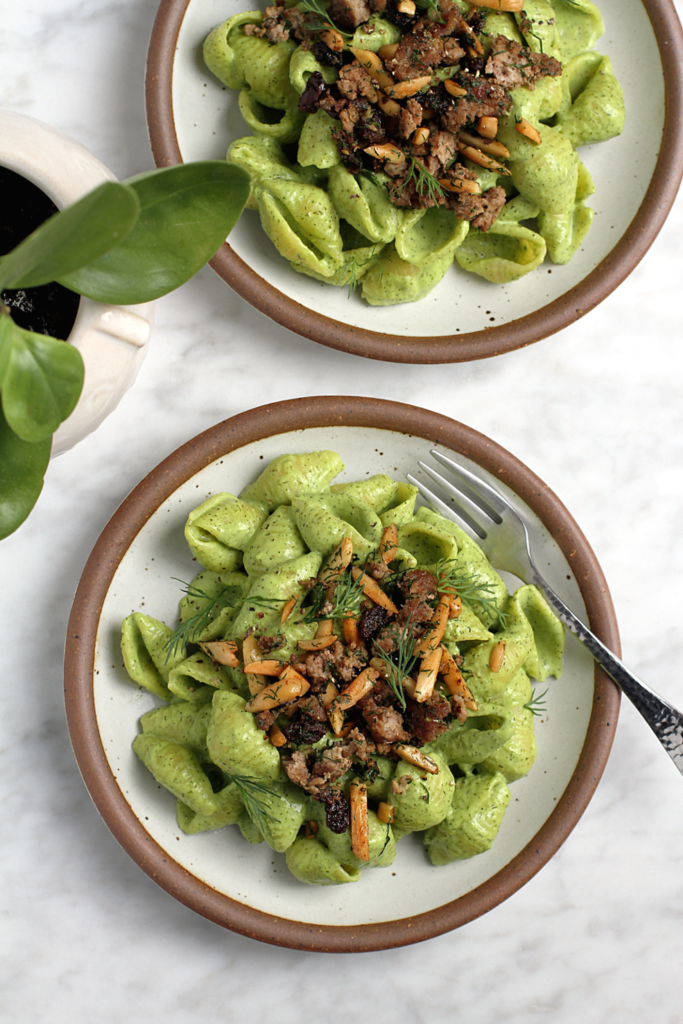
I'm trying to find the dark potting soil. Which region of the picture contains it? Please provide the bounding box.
[1,166,80,340]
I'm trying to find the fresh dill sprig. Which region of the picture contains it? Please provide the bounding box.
[300,568,365,623]
[434,560,508,628]
[163,580,243,661]
[225,773,282,834]
[524,687,548,717]
[372,616,417,711]
[340,247,385,298]
[398,156,446,206]
[163,580,283,661]
[296,0,354,36]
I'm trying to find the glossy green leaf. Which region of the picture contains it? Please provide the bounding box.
[0,181,140,291]
[0,405,51,540]
[59,162,251,304]
[1,319,84,442]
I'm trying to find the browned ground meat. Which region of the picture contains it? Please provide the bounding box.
[448,184,507,231]
[282,750,310,788]
[400,569,438,600]
[440,78,513,133]
[403,691,452,743]
[387,14,465,81]
[362,701,411,745]
[366,559,391,581]
[398,97,424,140]
[486,35,562,92]
[255,709,278,732]
[328,0,373,29]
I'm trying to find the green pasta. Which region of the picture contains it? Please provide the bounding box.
[124,450,565,885]
[203,0,625,303]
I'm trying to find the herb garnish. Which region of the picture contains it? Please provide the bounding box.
[397,156,446,206]
[372,616,417,710]
[163,579,282,661]
[300,568,365,623]
[340,247,385,298]
[524,687,548,717]
[414,0,445,23]
[434,560,508,627]
[225,772,282,833]
[297,0,354,36]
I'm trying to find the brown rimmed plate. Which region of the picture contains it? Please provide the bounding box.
[146,0,683,363]
[65,397,620,951]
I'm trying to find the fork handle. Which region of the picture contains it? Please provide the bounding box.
[531,575,683,774]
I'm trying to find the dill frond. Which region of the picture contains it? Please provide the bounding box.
[296,0,354,36]
[434,560,509,628]
[372,616,417,711]
[226,773,282,834]
[397,156,446,206]
[524,687,548,717]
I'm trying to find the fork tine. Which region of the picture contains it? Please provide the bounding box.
[430,450,505,522]
[417,460,501,528]
[406,473,487,539]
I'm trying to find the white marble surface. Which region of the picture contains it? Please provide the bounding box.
[2,1,683,1020]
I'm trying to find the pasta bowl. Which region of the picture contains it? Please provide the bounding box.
[146,0,683,363]
[64,397,620,950]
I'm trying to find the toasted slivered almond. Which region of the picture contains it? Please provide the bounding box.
[379,522,399,564]
[444,79,467,98]
[397,0,416,12]
[198,640,240,668]
[243,634,266,694]
[439,177,482,195]
[402,675,419,699]
[315,619,334,638]
[280,596,297,623]
[268,724,288,747]
[304,820,319,839]
[489,640,507,673]
[440,645,478,709]
[414,646,443,702]
[467,0,524,10]
[459,129,510,160]
[377,91,402,117]
[412,126,430,146]
[328,667,380,735]
[387,75,432,99]
[351,567,399,614]
[377,42,399,60]
[244,659,286,676]
[393,743,439,774]
[245,665,309,713]
[320,536,354,583]
[516,118,542,144]
[377,801,395,825]
[477,115,498,139]
[321,680,340,709]
[414,595,450,656]
[343,615,360,645]
[349,47,393,91]
[350,780,370,862]
[447,594,462,618]
[319,27,343,51]
[298,634,338,651]
[364,143,405,164]
[459,143,511,174]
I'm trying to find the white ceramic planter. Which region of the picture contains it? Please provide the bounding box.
[0,109,155,456]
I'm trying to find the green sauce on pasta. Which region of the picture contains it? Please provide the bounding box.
[123,451,565,886]
[203,0,625,303]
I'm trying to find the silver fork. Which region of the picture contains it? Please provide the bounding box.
[408,449,683,775]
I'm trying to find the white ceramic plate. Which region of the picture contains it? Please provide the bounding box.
[65,399,620,950]
[146,0,683,360]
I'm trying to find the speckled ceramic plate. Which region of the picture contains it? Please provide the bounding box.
[146,0,683,362]
[65,397,620,951]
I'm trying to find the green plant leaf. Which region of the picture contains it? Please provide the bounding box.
[0,319,84,442]
[0,181,140,291]
[0,404,51,540]
[59,162,251,304]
